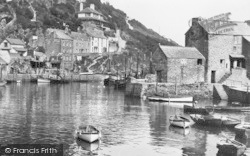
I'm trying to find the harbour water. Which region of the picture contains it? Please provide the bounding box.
[0,82,250,156]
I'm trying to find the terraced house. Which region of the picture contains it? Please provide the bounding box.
[186,13,250,84]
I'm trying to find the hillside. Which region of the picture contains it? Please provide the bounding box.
[4,0,178,77]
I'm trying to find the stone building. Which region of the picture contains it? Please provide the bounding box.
[78,3,110,31]
[70,31,90,61]
[152,45,205,84]
[45,28,74,70]
[186,13,250,83]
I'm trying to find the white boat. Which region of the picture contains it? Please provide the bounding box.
[169,115,192,128]
[76,139,100,152]
[148,96,193,103]
[16,80,21,83]
[76,125,101,143]
[37,78,50,83]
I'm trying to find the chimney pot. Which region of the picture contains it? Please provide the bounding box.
[90,4,95,10]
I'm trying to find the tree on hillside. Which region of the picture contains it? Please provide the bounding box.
[0,2,17,43]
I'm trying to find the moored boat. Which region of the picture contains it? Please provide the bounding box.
[37,78,50,83]
[184,105,211,115]
[217,138,246,156]
[76,138,100,152]
[169,115,192,128]
[148,96,193,103]
[190,114,223,126]
[205,105,250,112]
[76,125,101,143]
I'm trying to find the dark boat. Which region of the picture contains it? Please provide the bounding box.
[190,114,223,126]
[184,105,211,115]
[205,106,250,112]
[217,138,246,156]
[104,77,116,86]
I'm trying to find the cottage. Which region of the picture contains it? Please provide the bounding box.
[186,13,250,83]
[0,38,27,63]
[152,45,205,84]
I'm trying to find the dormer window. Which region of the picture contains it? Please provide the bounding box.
[4,42,8,47]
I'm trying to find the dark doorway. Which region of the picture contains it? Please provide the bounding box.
[211,70,216,83]
[156,70,162,82]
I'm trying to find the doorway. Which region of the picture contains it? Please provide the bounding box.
[211,70,216,83]
[156,70,162,82]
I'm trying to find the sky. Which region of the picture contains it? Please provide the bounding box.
[101,0,250,46]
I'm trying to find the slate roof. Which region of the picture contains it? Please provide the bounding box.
[70,32,89,40]
[86,27,106,39]
[78,7,103,16]
[6,38,25,45]
[159,45,205,59]
[47,29,72,40]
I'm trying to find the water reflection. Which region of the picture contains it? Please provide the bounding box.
[0,83,250,156]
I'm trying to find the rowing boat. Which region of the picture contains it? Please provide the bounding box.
[76,125,101,143]
[169,115,192,128]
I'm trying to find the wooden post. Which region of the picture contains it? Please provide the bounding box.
[175,78,177,95]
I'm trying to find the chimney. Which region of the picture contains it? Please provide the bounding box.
[90,4,95,10]
[192,18,199,26]
[65,25,69,34]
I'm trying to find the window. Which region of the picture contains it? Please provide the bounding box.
[234,36,241,44]
[233,46,237,51]
[197,59,202,65]
[4,42,8,47]
[220,59,225,64]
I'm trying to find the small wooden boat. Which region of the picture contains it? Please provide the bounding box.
[37,78,50,83]
[169,115,192,128]
[76,125,101,143]
[217,138,246,156]
[104,77,116,86]
[184,105,211,115]
[148,96,193,103]
[221,117,241,127]
[190,114,223,126]
[76,138,100,152]
[0,80,7,87]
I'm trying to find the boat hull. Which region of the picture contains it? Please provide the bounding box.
[190,114,222,126]
[148,96,193,103]
[169,116,191,128]
[217,139,246,156]
[184,105,210,115]
[37,78,50,83]
[77,133,100,143]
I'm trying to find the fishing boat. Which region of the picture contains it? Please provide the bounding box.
[221,117,241,127]
[217,138,246,156]
[190,114,223,126]
[148,96,193,103]
[76,125,101,143]
[184,105,211,115]
[169,115,192,128]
